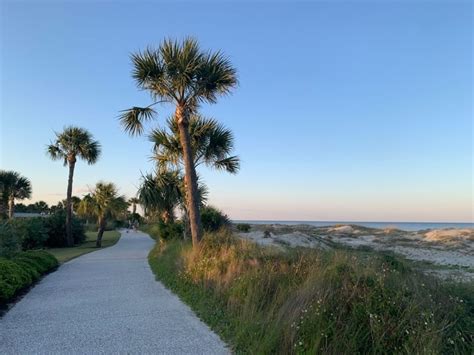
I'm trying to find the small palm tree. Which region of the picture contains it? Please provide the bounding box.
[119,37,237,247]
[150,114,240,173]
[138,169,208,239]
[138,170,181,223]
[78,182,128,247]
[47,126,101,247]
[0,170,32,219]
[128,197,140,215]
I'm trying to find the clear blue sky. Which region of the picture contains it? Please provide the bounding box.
[1,1,472,222]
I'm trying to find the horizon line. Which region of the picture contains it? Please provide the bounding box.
[232,219,474,224]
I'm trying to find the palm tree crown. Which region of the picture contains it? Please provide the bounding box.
[0,170,32,218]
[138,171,181,223]
[150,115,240,174]
[47,126,101,164]
[78,182,128,247]
[119,37,237,134]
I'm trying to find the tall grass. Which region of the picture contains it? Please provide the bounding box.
[149,230,473,354]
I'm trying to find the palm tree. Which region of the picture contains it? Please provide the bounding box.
[138,169,209,239]
[128,197,140,215]
[150,114,240,174]
[138,170,181,223]
[0,170,32,219]
[119,38,237,247]
[46,126,101,247]
[77,182,128,247]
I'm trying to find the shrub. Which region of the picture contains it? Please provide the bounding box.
[149,232,473,354]
[0,259,28,302]
[0,250,58,304]
[0,222,20,257]
[44,211,85,247]
[201,206,230,232]
[159,220,184,240]
[236,223,251,233]
[8,217,49,250]
[13,250,58,273]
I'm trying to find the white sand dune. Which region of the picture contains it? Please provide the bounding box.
[238,225,474,282]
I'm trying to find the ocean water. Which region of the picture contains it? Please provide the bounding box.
[233,220,474,232]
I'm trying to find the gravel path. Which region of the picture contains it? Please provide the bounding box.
[0,230,228,354]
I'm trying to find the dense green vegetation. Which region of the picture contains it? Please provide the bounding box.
[200,206,230,232]
[235,223,251,233]
[0,250,58,305]
[48,230,121,263]
[148,230,473,354]
[0,213,85,257]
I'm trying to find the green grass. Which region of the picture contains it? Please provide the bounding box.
[139,224,159,240]
[47,230,121,263]
[148,230,473,354]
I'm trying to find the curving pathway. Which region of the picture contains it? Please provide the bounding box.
[0,230,228,354]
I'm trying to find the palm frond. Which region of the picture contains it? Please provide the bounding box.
[79,140,101,165]
[119,106,156,136]
[46,144,65,161]
[194,50,238,103]
[131,48,164,89]
[212,156,240,174]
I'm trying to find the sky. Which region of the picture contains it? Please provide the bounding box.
[1,0,472,222]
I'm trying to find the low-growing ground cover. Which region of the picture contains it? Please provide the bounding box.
[47,230,121,263]
[0,250,58,307]
[148,230,473,354]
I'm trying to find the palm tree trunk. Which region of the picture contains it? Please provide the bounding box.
[8,195,14,219]
[132,203,136,215]
[0,195,7,219]
[176,105,202,247]
[96,217,106,247]
[66,158,76,247]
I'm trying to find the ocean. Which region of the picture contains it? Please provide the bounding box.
[232,220,474,232]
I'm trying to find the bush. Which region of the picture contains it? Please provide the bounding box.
[0,222,21,257]
[44,211,85,247]
[0,250,58,304]
[201,206,230,232]
[8,217,49,250]
[0,259,28,302]
[158,220,184,240]
[149,232,473,354]
[236,223,251,233]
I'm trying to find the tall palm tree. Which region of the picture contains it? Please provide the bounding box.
[119,38,237,247]
[77,182,128,247]
[128,197,140,215]
[0,170,32,219]
[46,126,101,247]
[150,114,240,174]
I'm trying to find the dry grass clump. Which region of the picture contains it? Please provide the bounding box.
[149,230,473,354]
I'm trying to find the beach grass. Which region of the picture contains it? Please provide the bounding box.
[148,230,473,354]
